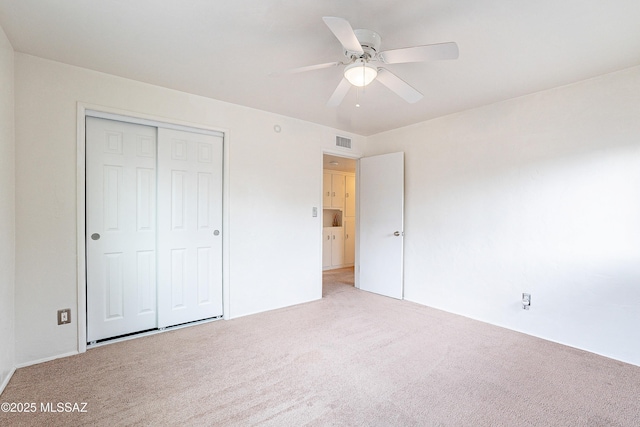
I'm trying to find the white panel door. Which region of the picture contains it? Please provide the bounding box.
[359,152,404,299]
[86,117,158,342]
[157,128,223,328]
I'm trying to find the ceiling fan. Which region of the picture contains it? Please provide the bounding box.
[280,17,459,107]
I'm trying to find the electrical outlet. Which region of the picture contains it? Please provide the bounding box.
[58,309,71,325]
[522,293,531,310]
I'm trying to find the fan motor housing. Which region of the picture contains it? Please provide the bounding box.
[345,29,382,57]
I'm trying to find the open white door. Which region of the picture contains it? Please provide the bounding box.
[358,152,404,299]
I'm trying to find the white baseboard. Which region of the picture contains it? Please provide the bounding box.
[15,351,79,369]
[1,351,79,395]
[0,367,16,396]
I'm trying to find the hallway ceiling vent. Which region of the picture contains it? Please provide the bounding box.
[336,136,352,149]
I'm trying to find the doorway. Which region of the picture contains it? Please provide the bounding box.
[321,153,357,295]
[321,151,406,300]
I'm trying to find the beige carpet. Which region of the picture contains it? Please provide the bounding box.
[2,267,640,426]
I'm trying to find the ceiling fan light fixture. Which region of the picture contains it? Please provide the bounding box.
[344,61,378,87]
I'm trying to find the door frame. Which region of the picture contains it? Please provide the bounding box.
[320,149,362,291]
[76,102,230,353]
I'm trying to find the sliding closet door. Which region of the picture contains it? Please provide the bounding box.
[86,117,158,342]
[157,128,223,328]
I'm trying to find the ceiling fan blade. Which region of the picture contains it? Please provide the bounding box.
[376,68,423,103]
[379,42,459,64]
[327,78,352,107]
[322,17,364,55]
[272,62,341,76]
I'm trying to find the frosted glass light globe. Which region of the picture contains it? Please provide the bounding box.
[344,61,378,87]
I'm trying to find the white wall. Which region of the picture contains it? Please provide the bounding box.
[366,66,640,366]
[14,53,363,365]
[0,24,15,391]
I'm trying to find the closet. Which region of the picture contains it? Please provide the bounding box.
[85,116,223,343]
[322,169,355,270]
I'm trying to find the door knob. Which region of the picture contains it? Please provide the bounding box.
[213,230,220,236]
[91,233,100,240]
[394,231,401,236]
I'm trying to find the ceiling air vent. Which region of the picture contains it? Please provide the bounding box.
[335,136,352,149]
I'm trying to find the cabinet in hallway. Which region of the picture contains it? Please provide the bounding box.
[322,169,355,270]
[322,227,344,269]
[345,174,356,217]
[344,218,355,265]
[323,172,345,209]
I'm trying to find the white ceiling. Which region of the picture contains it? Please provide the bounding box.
[324,154,357,173]
[1,0,639,136]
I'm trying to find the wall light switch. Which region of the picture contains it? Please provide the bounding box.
[312,207,318,217]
